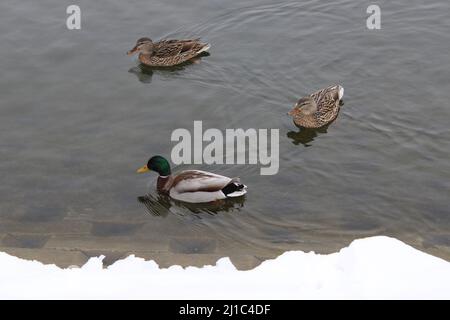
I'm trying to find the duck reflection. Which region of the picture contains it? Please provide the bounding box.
[128,65,154,83]
[137,191,245,217]
[128,53,210,84]
[286,124,330,147]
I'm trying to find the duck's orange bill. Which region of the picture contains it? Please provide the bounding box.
[127,46,138,55]
[137,165,150,173]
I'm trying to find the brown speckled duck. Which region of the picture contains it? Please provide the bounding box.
[288,85,344,128]
[127,37,210,67]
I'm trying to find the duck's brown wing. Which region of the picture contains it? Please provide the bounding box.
[311,85,342,104]
[315,95,340,124]
[153,39,205,58]
[153,41,183,58]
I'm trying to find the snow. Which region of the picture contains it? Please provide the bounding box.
[0,236,449,299]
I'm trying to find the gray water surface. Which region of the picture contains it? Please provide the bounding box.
[0,0,449,268]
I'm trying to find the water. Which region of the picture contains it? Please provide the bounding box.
[0,0,449,268]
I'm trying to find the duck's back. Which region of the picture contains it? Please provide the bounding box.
[141,39,210,67]
[172,170,232,193]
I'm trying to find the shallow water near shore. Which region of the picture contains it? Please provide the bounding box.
[0,0,449,269]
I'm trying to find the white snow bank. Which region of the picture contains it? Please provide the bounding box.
[0,236,449,299]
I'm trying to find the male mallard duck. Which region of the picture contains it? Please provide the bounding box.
[127,37,210,67]
[288,85,344,128]
[136,156,247,203]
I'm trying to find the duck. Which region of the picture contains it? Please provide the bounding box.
[127,37,211,67]
[288,85,344,128]
[136,155,247,203]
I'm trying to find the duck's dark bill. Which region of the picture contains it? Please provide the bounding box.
[137,165,150,173]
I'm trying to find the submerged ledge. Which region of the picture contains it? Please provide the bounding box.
[1,236,449,299]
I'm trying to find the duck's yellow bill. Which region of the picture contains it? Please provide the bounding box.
[136,165,150,173]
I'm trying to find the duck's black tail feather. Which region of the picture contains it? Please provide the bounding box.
[221,182,246,196]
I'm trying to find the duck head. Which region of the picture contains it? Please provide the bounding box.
[127,37,154,55]
[137,155,172,176]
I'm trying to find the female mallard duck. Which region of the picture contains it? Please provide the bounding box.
[137,156,247,203]
[127,37,210,67]
[288,85,344,128]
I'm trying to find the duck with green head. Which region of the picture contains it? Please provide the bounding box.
[137,156,247,203]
